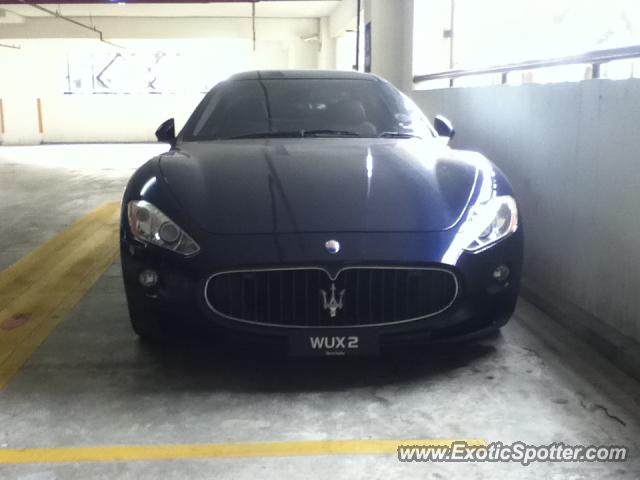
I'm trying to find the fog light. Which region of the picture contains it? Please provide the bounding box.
[493,265,510,282]
[139,269,158,287]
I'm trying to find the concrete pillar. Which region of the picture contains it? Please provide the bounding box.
[318,17,337,70]
[362,0,413,90]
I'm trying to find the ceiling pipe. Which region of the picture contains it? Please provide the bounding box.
[354,0,361,71]
[0,0,261,3]
[251,0,256,51]
[17,1,123,48]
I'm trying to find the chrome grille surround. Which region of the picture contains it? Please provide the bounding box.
[204,266,459,329]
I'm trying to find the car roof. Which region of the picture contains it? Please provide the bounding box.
[228,70,381,81]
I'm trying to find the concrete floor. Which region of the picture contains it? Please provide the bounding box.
[1,145,639,479]
[0,144,166,270]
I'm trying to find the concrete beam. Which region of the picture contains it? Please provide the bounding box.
[0,8,24,23]
[0,15,319,40]
[328,0,357,38]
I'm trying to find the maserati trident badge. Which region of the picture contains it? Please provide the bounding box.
[325,239,340,254]
[321,284,346,318]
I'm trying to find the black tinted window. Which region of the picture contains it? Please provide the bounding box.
[182,78,434,140]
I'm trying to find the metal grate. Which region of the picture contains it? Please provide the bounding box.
[204,267,458,328]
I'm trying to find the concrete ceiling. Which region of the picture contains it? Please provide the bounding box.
[0,1,340,18]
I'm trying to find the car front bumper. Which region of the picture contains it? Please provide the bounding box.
[120,229,523,353]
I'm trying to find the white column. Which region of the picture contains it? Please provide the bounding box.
[362,0,413,90]
[318,17,337,70]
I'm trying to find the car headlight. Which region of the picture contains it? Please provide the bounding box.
[127,200,200,256]
[462,195,518,252]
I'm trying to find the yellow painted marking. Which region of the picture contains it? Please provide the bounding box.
[0,202,121,390]
[36,98,44,134]
[0,438,486,464]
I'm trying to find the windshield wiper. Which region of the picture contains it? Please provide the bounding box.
[222,129,361,140]
[378,131,421,139]
[303,129,361,137]
[223,131,305,139]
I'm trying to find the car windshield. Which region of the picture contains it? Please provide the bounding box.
[181,78,435,141]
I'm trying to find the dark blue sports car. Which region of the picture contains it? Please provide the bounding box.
[121,70,523,356]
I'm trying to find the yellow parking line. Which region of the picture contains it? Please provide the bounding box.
[0,438,486,464]
[0,202,121,390]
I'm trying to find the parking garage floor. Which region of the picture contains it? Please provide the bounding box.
[1,145,639,479]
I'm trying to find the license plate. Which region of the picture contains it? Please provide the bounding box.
[289,330,379,357]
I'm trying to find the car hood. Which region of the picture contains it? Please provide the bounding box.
[159,138,482,234]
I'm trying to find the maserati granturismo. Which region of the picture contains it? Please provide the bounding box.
[120,70,523,356]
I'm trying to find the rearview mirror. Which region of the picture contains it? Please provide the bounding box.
[155,118,176,148]
[434,115,455,141]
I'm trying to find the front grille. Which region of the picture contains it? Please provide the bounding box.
[205,267,458,328]
[204,267,458,328]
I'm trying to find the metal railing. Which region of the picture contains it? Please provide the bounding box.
[413,45,640,85]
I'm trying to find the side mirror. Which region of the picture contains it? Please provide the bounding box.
[434,115,455,141]
[155,118,176,148]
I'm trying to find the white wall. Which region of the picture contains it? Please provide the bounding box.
[412,80,640,346]
[0,16,321,144]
